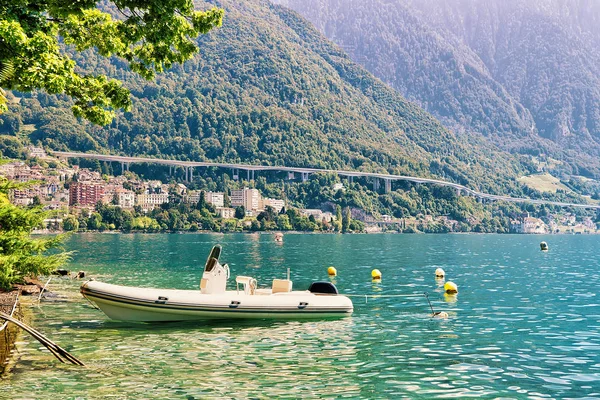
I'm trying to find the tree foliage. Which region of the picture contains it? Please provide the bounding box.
[0,176,69,290]
[0,0,223,124]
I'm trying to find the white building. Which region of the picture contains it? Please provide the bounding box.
[230,188,261,211]
[217,207,236,219]
[205,191,224,208]
[10,189,33,206]
[136,193,169,212]
[511,217,547,234]
[184,191,201,205]
[183,191,224,208]
[117,189,136,208]
[262,198,285,213]
[301,209,325,221]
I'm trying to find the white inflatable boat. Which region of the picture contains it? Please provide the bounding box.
[80,245,353,322]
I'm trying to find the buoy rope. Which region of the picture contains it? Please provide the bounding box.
[344,294,424,297]
[38,277,52,303]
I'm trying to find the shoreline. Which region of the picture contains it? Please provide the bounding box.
[32,229,600,235]
[0,291,19,375]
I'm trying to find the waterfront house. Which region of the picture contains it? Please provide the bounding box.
[217,207,236,219]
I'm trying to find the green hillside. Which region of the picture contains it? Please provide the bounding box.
[279,0,600,178]
[0,0,531,195]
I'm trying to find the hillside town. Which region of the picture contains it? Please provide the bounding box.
[0,147,597,234]
[1,147,342,232]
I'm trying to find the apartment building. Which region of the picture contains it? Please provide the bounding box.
[230,188,261,211]
[69,182,105,207]
[262,198,285,213]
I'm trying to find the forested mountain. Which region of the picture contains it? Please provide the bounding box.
[276,0,600,178]
[0,0,532,195]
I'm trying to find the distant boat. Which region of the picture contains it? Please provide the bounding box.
[81,245,353,322]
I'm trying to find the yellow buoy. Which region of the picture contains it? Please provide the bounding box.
[435,268,445,278]
[444,281,458,294]
[540,241,548,251]
[327,266,337,276]
[371,269,382,280]
[444,293,457,303]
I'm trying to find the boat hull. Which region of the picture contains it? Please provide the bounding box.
[81,281,353,322]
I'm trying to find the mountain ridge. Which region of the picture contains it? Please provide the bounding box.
[277,0,600,177]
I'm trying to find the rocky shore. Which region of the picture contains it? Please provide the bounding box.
[0,279,45,374]
[0,291,19,374]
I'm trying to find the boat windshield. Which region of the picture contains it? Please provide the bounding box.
[204,245,222,272]
[205,257,218,272]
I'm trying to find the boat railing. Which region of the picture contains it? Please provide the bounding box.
[235,276,257,295]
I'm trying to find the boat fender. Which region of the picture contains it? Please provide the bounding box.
[327,266,337,276]
[371,269,382,280]
[435,268,445,278]
[444,281,458,294]
[155,296,168,304]
[229,301,241,309]
[298,302,308,309]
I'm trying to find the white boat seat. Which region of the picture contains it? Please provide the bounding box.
[272,279,293,294]
[236,276,257,295]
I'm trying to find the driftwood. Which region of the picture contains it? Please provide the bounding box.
[0,311,84,366]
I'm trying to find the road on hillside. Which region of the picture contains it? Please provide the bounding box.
[50,151,600,210]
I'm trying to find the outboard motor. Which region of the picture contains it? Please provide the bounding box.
[200,245,230,294]
[308,281,339,294]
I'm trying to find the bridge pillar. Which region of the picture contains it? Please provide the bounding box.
[247,169,250,181]
[348,176,353,184]
[456,188,461,196]
[190,167,193,182]
[288,171,295,180]
[251,170,255,180]
[232,169,239,180]
[373,178,380,192]
[384,179,391,193]
[169,166,172,176]
[301,172,309,182]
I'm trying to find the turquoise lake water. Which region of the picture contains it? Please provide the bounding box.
[1,233,600,399]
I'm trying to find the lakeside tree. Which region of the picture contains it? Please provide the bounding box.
[0,176,69,290]
[234,206,245,219]
[335,205,343,232]
[0,1,224,125]
[342,207,351,233]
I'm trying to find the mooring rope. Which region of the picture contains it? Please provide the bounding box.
[344,294,424,297]
[344,293,426,304]
[37,277,53,303]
